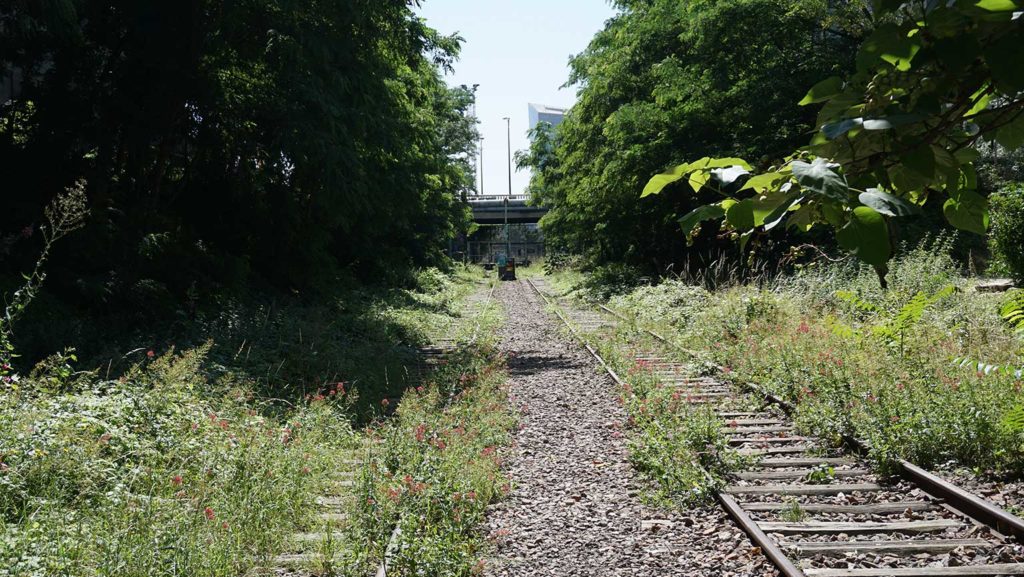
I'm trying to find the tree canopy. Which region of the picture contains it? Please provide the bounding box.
[643,0,1024,285]
[519,0,863,271]
[0,0,478,306]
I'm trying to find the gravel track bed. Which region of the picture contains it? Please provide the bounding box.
[483,280,774,576]
[938,467,1024,517]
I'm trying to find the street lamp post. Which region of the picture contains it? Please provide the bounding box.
[503,116,512,260]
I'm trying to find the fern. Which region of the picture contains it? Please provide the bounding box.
[1002,406,1024,452]
[871,285,957,354]
[953,356,1024,379]
[835,290,882,314]
[1002,290,1024,334]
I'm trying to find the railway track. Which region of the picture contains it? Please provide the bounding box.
[259,279,498,575]
[527,277,1024,577]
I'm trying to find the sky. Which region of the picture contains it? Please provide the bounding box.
[416,0,617,196]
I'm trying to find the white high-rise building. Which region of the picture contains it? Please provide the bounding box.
[528,103,567,131]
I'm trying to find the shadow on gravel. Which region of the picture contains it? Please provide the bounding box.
[508,352,582,376]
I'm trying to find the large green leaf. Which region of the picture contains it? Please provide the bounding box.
[787,204,816,232]
[934,35,983,73]
[822,118,863,140]
[859,189,922,217]
[740,171,787,193]
[836,206,891,267]
[725,199,755,231]
[857,23,921,72]
[678,204,726,235]
[943,188,989,234]
[975,0,1022,12]
[792,158,849,202]
[760,193,804,231]
[966,85,993,117]
[693,157,753,170]
[995,113,1024,150]
[888,163,931,194]
[688,170,712,192]
[985,28,1024,93]
[862,114,926,131]
[711,166,751,188]
[871,0,905,14]
[642,163,691,197]
[799,77,844,106]
[902,144,936,179]
[751,188,793,226]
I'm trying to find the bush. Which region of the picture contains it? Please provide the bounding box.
[609,280,711,330]
[989,185,1024,283]
[578,262,646,301]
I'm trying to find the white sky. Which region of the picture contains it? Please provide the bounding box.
[417,0,617,195]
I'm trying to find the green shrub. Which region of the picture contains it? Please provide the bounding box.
[989,185,1024,283]
[578,262,646,301]
[609,280,710,329]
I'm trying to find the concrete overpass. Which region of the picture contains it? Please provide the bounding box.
[468,194,547,225]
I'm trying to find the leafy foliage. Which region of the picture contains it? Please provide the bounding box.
[518,0,860,271]
[644,1,1024,285]
[989,185,1024,283]
[0,346,358,576]
[595,244,1024,474]
[1002,289,1024,334]
[1002,405,1024,452]
[355,344,514,576]
[0,183,88,383]
[0,2,479,363]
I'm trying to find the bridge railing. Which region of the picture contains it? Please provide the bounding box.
[467,194,531,204]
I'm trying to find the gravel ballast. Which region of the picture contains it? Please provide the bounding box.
[483,280,775,577]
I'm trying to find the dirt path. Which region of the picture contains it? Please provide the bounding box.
[483,280,774,576]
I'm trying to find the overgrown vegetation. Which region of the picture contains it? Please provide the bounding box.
[0,343,361,576]
[543,297,749,507]
[518,0,860,272]
[351,329,516,576]
[0,209,500,575]
[989,185,1024,283]
[1,2,480,369]
[642,1,1024,286]
[588,239,1024,477]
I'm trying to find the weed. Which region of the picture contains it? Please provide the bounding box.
[590,240,1024,478]
[350,343,515,576]
[779,498,807,522]
[804,464,836,485]
[0,263,498,575]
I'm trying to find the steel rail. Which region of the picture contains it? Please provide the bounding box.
[527,279,806,577]
[597,302,1024,543]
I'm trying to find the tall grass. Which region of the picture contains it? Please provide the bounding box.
[0,346,357,576]
[348,297,515,577]
[0,264,496,575]
[598,238,1024,476]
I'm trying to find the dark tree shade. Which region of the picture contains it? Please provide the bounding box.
[0,0,479,304]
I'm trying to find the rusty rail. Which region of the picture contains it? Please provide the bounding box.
[530,279,807,577]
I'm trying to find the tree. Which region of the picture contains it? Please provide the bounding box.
[520,0,862,272]
[644,0,1024,287]
[0,1,479,329]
